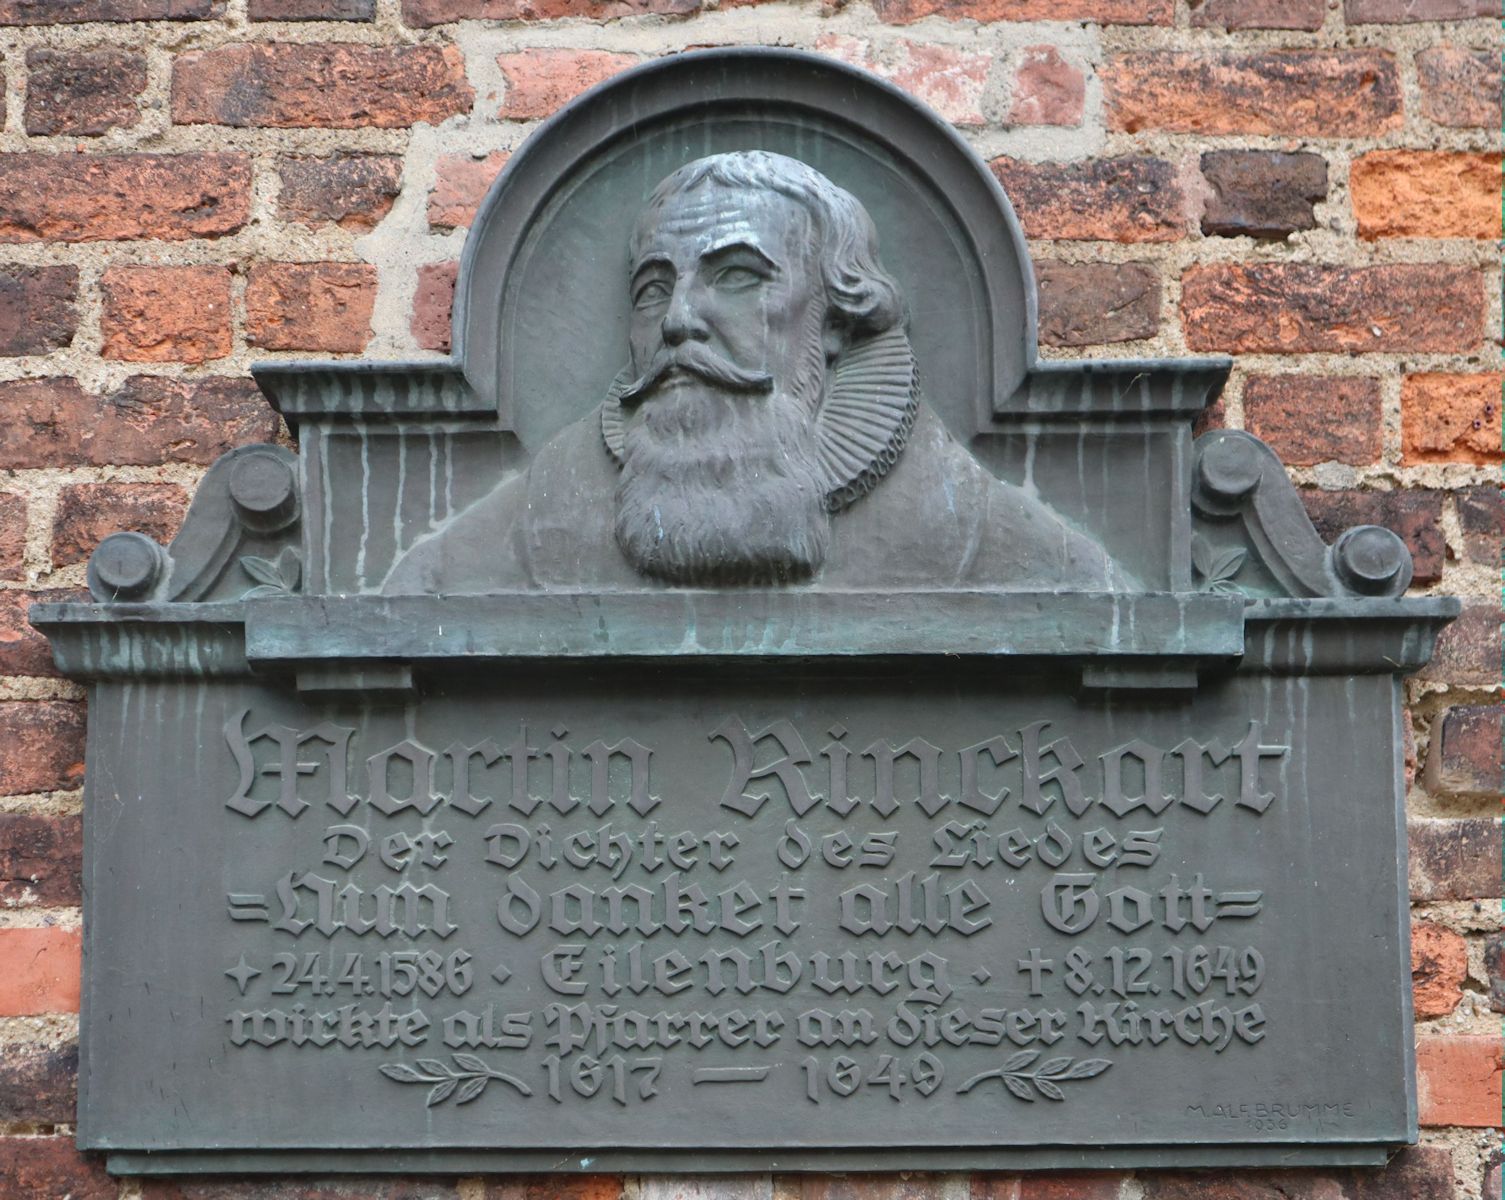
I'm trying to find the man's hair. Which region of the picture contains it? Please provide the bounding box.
[631,150,907,341]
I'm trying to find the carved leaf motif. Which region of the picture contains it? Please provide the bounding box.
[1034,1079,1066,1101]
[452,1053,489,1074]
[1002,1075,1036,1102]
[1062,1058,1112,1080]
[379,1063,440,1084]
[417,1058,450,1077]
[1036,1057,1074,1078]
[455,1075,489,1105]
[239,547,302,599]
[240,556,284,588]
[1191,533,1247,593]
[1001,1049,1040,1073]
[426,1078,459,1107]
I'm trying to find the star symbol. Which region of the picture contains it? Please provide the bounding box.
[226,955,261,995]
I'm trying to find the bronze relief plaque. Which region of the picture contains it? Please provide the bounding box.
[35,49,1455,1175]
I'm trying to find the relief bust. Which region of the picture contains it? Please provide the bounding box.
[386,151,1123,594]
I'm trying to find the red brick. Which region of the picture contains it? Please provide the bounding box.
[1353,151,1501,240]
[1487,933,1505,1011]
[0,1137,109,1199]
[1346,1145,1455,1200]
[0,152,249,243]
[1140,1171,1341,1198]
[0,1042,76,1124]
[0,265,78,355]
[0,0,217,19]
[250,0,373,17]
[1425,705,1503,796]
[1346,0,1493,19]
[483,1178,623,1200]
[246,262,376,353]
[0,588,83,678]
[145,1178,464,1199]
[1299,488,1443,583]
[1246,377,1380,466]
[1018,1175,1125,1199]
[1190,0,1323,28]
[1418,45,1501,129]
[0,492,22,580]
[429,152,509,231]
[405,0,691,21]
[173,43,472,129]
[25,47,145,136]
[1420,604,1501,687]
[991,157,1184,242]
[1200,150,1327,239]
[101,264,231,364]
[873,0,1169,22]
[498,49,639,120]
[50,482,188,568]
[816,35,991,127]
[279,154,403,231]
[1181,264,1482,354]
[971,1178,1020,1200]
[1408,816,1503,899]
[1037,261,1159,347]
[0,812,81,907]
[1104,50,1401,136]
[0,928,81,1014]
[793,1177,951,1200]
[1417,1035,1502,1127]
[1457,484,1503,564]
[1411,919,1467,1019]
[1010,46,1084,127]
[0,376,275,470]
[0,701,85,795]
[1401,372,1503,464]
[412,260,457,354]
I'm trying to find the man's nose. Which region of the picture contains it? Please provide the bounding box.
[661,282,709,346]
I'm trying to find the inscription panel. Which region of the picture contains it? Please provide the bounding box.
[80,668,1410,1155]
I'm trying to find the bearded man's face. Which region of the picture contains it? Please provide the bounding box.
[613,180,833,585]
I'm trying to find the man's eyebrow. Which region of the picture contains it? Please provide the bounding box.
[630,253,674,278]
[702,238,778,270]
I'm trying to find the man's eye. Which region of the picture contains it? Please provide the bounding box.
[634,280,671,308]
[714,266,763,290]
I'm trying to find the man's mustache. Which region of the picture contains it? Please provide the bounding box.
[619,343,774,406]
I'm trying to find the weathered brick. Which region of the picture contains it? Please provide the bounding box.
[144,1178,465,1199]
[1346,0,1493,20]
[971,1178,1020,1200]
[629,1181,768,1200]
[1411,919,1467,1019]
[1245,377,1381,466]
[991,157,1184,242]
[1484,1160,1503,1200]
[0,928,81,1014]
[1401,372,1503,464]
[1409,816,1503,900]
[0,812,81,906]
[1352,151,1500,240]
[279,154,403,231]
[816,36,991,127]
[498,49,642,121]
[0,0,218,20]
[101,264,232,364]
[0,152,249,243]
[1345,1145,1455,1200]
[0,266,77,356]
[1200,150,1327,239]
[0,1042,76,1124]
[246,262,376,353]
[1189,0,1323,28]
[1417,1035,1503,1126]
[1487,932,1505,1011]
[483,1178,623,1200]
[173,44,472,129]
[429,152,509,231]
[405,0,692,22]
[1104,51,1401,136]
[1140,1170,1342,1198]
[1017,1175,1125,1199]
[793,1176,950,1200]
[1299,488,1442,583]
[1418,45,1501,129]
[412,260,458,354]
[250,0,374,17]
[1425,705,1503,796]
[1036,261,1158,346]
[1181,264,1482,354]
[0,1136,109,1199]
[0,702,85,795]
[0,588,82,678]
[25,47,145,137]
[873,0,1170,23]
[0,376,275,470]
[50,482,188,568]
[1420,604,1502,686]
[0,492,22,581]
[1457,484,1503,564]
[1010,46,1083,126]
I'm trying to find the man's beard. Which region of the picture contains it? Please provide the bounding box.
[613,326,832,586]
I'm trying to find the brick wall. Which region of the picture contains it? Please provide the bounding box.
[0,0,1499,1196]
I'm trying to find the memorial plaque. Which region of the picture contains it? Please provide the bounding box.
[35,48,1458,1176]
